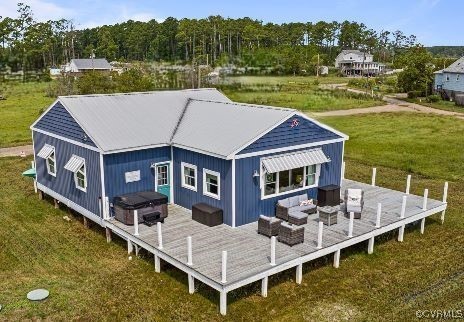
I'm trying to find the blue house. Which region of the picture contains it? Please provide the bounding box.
[31,89,348,227]
[434,56,464,100]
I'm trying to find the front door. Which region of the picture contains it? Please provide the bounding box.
[155,163,170,202]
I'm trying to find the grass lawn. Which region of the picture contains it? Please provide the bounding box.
[405,97,464,114]
[1,112,463,321]
[0,82,54,148]
[224,75,348,85]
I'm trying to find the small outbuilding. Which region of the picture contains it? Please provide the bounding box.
[31,89,348,227]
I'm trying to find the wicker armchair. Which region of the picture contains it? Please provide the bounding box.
[258,215,282,237]
[344,189,364,219]
[278,222,305,246]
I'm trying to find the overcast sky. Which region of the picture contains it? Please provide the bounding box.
[0,0,461,46]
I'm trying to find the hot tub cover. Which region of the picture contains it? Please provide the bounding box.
[114,190,168,210]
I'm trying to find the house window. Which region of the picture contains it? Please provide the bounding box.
[203,169,220,199]
[263,165,320,197]
[446,75,450,81]
[181,162,197,191]
[46,150,56,176]
[457,74,460,81]
[75,164,87,192]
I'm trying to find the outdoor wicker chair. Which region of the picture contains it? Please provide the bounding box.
[278,222,305,246]
[344,188,364,219]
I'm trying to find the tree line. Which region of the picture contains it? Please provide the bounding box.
[0,2,422,75]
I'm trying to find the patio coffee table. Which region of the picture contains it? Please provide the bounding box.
[318,206,338,226]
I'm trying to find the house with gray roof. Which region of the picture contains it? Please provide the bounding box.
[30,89,348,227]
[433,56,464,100]
[335,50,385,76]
[66,58,112,74]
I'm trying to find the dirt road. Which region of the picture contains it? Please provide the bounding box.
[0,144,33,158]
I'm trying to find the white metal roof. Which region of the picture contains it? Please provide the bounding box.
[71,58,112,70]
[37,144,55,159]
[57,89,231,153]
[64,155,85,172]
[443,56,464,74]
[171,99,294,158]
[261,148,330,173]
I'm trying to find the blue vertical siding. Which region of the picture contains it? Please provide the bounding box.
[33,130,102,216]
[441,72,464,92]
[238,114,341,155]
[173,147,233,225]
[103,146,171,204]
[235,142,343,226]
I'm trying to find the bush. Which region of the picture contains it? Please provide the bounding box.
[426,94,441,102]
[407,90,423,99]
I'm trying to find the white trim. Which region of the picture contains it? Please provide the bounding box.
[173,143,227,160]
[30,99,61,129]
[32,128,101,152]
[74,160,87,192]
[99,153,107,219]
[170,146,175,204]
[46,148,57,177]
[235,137,346,160]
[37,182,104,226]
[203,168,221,200]
[340,140,345,183]
[181,162,197,192]
[231,157,236,228]
[102,143,169,155]
[225,112,295,159]
[154,161,172,202]
[260,163,320,200]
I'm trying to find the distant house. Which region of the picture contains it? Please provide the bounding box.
[433,56,464,100]
[65,58,112,74]
[335,50,385,76]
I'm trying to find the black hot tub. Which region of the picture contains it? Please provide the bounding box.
[113,191,168,225]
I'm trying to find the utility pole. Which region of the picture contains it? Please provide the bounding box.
[316,54,320,77]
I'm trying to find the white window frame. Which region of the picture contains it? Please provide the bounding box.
[46,148,56,177]
[203,168,220,200]
[181,162,197,191]
[260,163,321,200]
[74,161,87,192]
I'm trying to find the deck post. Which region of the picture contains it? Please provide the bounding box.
[188,274,195,294]
[270,236,276,266]
[333,249,340,268]
[105,227,112,243]
[441,182,448,224]
[31,161,37,193]
[406,175,411,194]
[296,263,303,284]
[420,218,426,234]
[154,254,160,273]
[317,221,323,249]
[157,222,163,250]
[133,210,139,236]
[375,203,382,228]
[371,167,377,186]
[398,225,405,242]
[348,212,354,237]
[54,198,59,209]
[341,161,346,180]
[261,276,268,297]
[127,239,133,254]
[83,216,89,228]
[38,189,44,200]
[400,195,407,218]
[104,197,110,220]
[187,236,193,266]
[368,236,374,254]
[221,251,227,283]
[220,291,227,315]
[422,189,428,211]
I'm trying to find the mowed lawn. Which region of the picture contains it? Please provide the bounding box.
[0,112,463,321]
[0,82,54,148]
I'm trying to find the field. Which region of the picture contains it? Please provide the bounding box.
[0,82,54,148]
[1,111,463,320]
[405,97,464,114]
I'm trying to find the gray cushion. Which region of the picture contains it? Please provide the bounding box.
[289,211,308,219]
[259,215,270,221]
[298,193,308,203]
[278,198,290,208]
[290,205,316,213]
[289,195,300,207]
[347,205,362,213]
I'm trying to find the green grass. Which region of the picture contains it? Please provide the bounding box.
[405,97,464,114]
[0,82,54,148]
[225,75,348,85]
[0,112,463,320]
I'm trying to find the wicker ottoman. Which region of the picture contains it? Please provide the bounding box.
[278,222,304,246]
[318,206,338,226]
[288,211,308,225]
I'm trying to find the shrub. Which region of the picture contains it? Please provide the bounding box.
[426,94,441,103]
[407,90,423,99]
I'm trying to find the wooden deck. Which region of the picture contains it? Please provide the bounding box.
[104,179,447,315]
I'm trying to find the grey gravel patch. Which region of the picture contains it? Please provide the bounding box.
[27,289,49,301]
